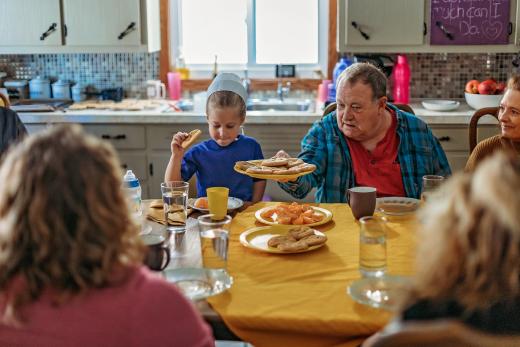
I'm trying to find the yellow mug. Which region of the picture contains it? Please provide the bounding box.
[206,187,229,220]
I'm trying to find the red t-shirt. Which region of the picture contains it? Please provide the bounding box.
[347,109,405,197]
[0,266,214,347]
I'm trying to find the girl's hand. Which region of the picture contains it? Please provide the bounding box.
[171,132,189,156]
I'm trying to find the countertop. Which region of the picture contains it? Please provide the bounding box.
[17,99,498,125]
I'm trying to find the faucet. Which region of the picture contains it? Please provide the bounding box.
[277,80,291,102]
[242,69,251,101]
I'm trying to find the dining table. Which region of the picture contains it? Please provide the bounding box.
[144,200,419,347]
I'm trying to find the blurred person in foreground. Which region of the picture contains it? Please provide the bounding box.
[0,124,214,347]
[275,62,450,202]
[364,152,520,346]
[466,75,520,171]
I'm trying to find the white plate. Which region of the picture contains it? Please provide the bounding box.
[421,100,460,111]
[163,268,233,301]
[376,197,420,216]
[187,197,244,213]
[347,275,410,311]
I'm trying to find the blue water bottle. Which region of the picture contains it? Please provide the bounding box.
[328,55,353,103]
[123,170,142,217]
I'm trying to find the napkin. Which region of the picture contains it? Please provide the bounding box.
[146,199,193,226]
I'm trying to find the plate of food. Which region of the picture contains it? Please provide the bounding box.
[240,225,328,254]
[376,197,420,216]
[234,157,316,180]
[255,202,332,227]
[188,197,244,213]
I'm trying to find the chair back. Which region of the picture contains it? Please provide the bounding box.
[0,93,9,108]
[321,102,415,118]
[371,320,520,347]
[468,107,499,154]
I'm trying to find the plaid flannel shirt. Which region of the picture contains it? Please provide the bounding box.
[279,104,452,202]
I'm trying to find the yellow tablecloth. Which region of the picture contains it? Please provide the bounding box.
[208,202,418,347]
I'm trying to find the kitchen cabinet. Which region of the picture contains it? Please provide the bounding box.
[339,0,425,47]
[0,0,62,47]
[337,0,520,53]
[0,0,160,54]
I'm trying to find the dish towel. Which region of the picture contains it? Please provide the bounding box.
[146,199,193,226]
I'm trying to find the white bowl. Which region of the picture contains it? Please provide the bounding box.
[464,93,503,110]
[421,100,460,111]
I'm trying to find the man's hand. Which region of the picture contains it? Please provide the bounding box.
[274,150,290,159]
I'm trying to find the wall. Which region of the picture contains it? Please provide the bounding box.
[0,53,159,97]
[1,52,519,100]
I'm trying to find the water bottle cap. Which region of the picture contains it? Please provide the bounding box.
[123,170,140,188]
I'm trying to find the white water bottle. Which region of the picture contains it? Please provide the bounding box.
[123,170,142,217]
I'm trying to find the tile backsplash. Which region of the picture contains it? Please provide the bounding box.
[0,53,159,97]
[1,52,519,99]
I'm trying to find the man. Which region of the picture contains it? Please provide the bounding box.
[276,63,451,202]
[0,106,27,157]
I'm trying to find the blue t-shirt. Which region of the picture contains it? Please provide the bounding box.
[181,135,264,201]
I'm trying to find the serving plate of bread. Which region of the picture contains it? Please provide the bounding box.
[234,157,316,180]
[240,225,327,254]
[255,202,332,227]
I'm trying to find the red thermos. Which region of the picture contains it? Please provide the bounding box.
[392,54,410,104]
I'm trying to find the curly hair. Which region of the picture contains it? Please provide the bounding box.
[402,152,520,312]
[0,124,145,323]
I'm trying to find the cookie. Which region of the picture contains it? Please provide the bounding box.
[181,129,202,149]
[277,240,309,252]
[302,234,327,246]
[261,157,289,167]
[267,235,297,247]
[287,158,304,168]
[289,227,315,240]
[236,161,256,171]
[246,167,273,174]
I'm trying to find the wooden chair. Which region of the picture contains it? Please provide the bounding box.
[321,102,415,117]
[0,92,9,108]
[370,320,520,347]
[468,107,499,154]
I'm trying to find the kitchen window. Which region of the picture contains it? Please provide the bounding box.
[169,0,328,78]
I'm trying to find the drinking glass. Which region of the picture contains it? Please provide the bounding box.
[198,214,232,270]
[420,175,445,202]
[359,216,387,278]
[161,181,189,235]
[206,187,229,220]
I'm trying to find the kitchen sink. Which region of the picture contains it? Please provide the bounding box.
[246,98,313,112]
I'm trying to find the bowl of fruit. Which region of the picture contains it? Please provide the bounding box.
[464,79,505,110]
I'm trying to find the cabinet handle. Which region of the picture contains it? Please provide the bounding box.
[438,136,451,142]
[40,23,57,41]
[351,21,370,40]
[101,134,127,140]
[121,163,128,170]
[423,22,427,36]
[149,163,154,176]
[509,22,513,36]
[118,22,136,40]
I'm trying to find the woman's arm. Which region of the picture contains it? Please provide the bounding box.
[251,180,266,203]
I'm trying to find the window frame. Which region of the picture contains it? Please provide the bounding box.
[168,0,328,78]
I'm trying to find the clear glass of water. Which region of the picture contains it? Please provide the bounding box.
[161,181,189,234]
[421,175,445,202]
[359,216,387,278]
[197,214,232,270]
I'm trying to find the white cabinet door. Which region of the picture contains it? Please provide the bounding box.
[0,0,62,46]
[63,0,141,46]
[339,0,425,47]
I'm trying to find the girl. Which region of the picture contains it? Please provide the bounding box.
[165,72,266,203]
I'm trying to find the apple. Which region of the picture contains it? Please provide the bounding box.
[465,80,479,94]
[496,82,506,94]
[478,79,497,95]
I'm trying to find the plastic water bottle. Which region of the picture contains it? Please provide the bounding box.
[327,55,353,103]
[123,170,142,217]
[392,54,411,104]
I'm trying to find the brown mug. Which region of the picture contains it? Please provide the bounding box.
[347,186,377,220]
[141,234,170,271]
